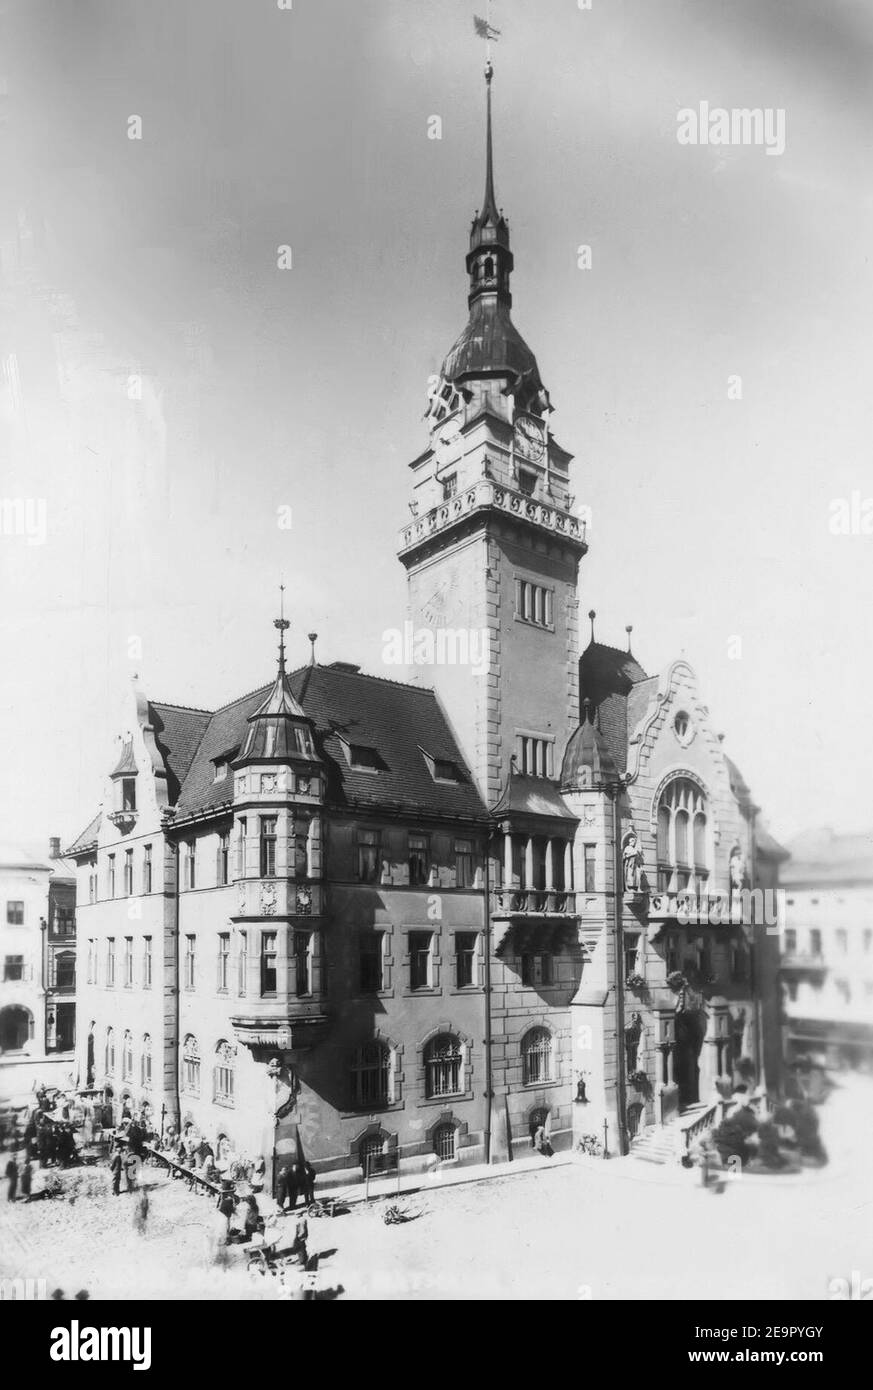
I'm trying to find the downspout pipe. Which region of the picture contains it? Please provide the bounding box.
[610,781,629,1157]
[483,827,494,1164]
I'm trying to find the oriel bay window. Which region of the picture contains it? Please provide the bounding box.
[261,932,278,996]
[260,818,277,878]
[293,931,311,996]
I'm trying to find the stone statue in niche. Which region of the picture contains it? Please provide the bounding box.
[266,1057,296,1122]
[622,830,644,893]
[729,846,747,897]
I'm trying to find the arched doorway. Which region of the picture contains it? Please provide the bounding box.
[627,1102,644,1141]
[0,1006,33,1052]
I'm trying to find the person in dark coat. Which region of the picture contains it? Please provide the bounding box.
[5,1155,18,1201]
[20,1158,32,1201]
[302,1163,316,1206]
[109,1144,123,1196]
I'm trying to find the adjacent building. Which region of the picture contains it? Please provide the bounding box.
[0,840,76,1090]
[780,828,873,1068]
[67,62,786,1183]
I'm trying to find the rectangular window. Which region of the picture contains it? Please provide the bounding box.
[294,931,310,997]
[453,838,474,889]
[835,979,851,1005]
[783,928,797,955]
[517,467,536,497]
[106,938,116,987]
[359,932,385,994]
[521,953,553,987]
[408,833,430,887]
[583,844,596,893]
[217,933,230,992]
[86,939,94,984]
[514,579,554,629]
[185,841,196,890]
[409,931,433,990]
[516,734,554,778]
[217,832,230,886]
[835,928,848,955]
[108,856,116,899]
[238,931,248,997]
[123,850,133,897]
[237,818,247,876]
[260,818,277,878]
[442,472,457,500]
[810,929,822,957]
[88,870,97,904]
[455,932,478,988]
[356,827,381,884]
[184,935,196,990]
[261,932,278,996]
[143,936,152,989]
[6,900,24,925]
[4,955,24,982]
[624,934,640,982]
[143,845,152,894]
[121,776,136,812]
[124,937,133,987]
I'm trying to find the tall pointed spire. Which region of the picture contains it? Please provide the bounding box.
[480,61,500,230]
[468,60,512,307]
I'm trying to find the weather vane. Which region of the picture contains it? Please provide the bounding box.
[474,3,501,73]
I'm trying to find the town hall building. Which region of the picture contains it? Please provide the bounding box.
[67,63,786,1186]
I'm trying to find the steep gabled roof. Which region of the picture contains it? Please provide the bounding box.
[169,665,487,823]
[148,702,212,805]
[64,813,101,857]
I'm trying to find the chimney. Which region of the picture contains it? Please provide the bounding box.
[49,837,61,860]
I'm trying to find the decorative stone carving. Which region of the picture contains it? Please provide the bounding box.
[622,830,644,893]
[260,773,277,793]
[260,884,277,917]
[295,885,312,916]
[235,775,246,797]
[729,846,747,897]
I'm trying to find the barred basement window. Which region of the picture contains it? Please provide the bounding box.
[214,1040,235,1105]
[522,1028,553,1085]
[433,1122,457,1162]
[425,1034,463,1099]
[360,1134,385,1174]
[182,1035,200,1094]
[352,1041,391,1108]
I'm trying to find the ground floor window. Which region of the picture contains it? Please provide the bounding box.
[433,1122,457,1162]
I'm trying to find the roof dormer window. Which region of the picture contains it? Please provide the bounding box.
[339,738,386,773]
[420,747,463,784]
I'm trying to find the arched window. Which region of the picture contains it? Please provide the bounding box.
[105,1026,115,1075]
[522,1028,553,1085]
[484,256,495,279]
[433,1122,457,1162]
[655,778,708,890]
[182,1034,200,1094]
[0,1006,33,1052]
[141,1034,152,1087]
[360,1133,386,1174]
[214,1040,235,1105]
[352,1041,391,1108]
[122,1030,133,1081]
[424,1034,463,1099]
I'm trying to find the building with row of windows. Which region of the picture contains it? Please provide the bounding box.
[0,840,76,1093]
[67,61,787,1183]
[780,828,873,1068]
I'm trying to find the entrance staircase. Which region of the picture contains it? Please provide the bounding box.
[629,1101,717,1166]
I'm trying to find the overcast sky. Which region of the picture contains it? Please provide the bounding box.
[1,0,872,851]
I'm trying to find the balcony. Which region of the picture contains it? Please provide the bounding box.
[492,889,578,918]
[231,1000,329,1055]
[398,478,587,562]
[107,808,138,833]
[648,890,735,925]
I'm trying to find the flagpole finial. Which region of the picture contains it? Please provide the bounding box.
[485,58,493,83]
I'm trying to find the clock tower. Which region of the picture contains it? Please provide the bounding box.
[397,62,588,808]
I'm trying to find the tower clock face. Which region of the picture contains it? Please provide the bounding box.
[514,414,546,463]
